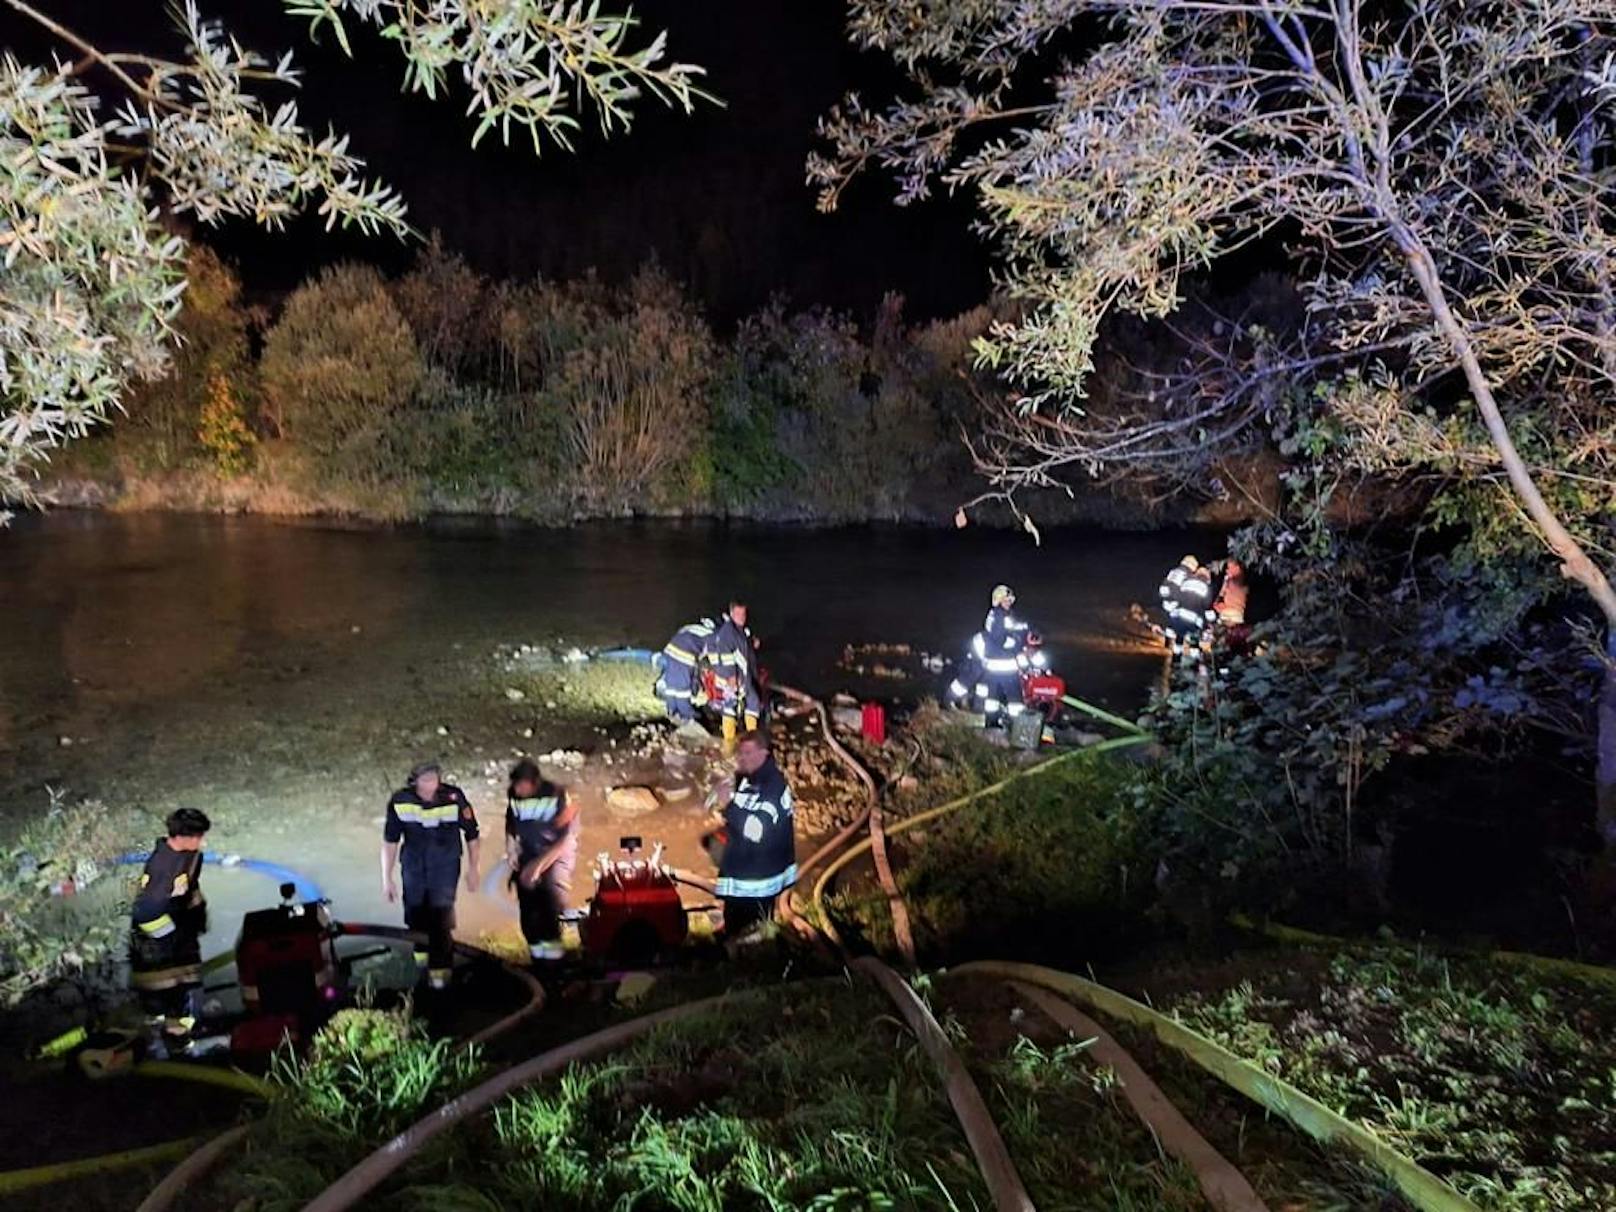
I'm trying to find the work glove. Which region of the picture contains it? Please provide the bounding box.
[745,712,759,732]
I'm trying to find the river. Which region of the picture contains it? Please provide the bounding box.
[1,511,1200,956]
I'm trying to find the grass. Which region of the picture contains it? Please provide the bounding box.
[933,975,1412,1212]
[826,748,1157,965]
[1160,943,1616,1211]
[209,981,986,1212]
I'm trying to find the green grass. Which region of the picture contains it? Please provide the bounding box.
[1162,944,1616,1211]
[827,749,1157,965]
[205,982,986,1212]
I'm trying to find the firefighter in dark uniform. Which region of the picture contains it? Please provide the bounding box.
[710,600,762,751]
[381,761,481,991]
[503,758,579,965]
[130,807,212,1048]
[711,730,796,936]
[656,617,717,723]
[972,584,1030,727]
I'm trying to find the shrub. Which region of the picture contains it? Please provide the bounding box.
[261,263,422,448]
[196,370,255,476]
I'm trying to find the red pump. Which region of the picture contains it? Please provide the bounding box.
[580,837,688,965]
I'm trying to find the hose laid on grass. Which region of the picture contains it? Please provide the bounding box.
[133,1125,252,1212]
[1059,694,1149,736]
[854,957,1034,1212]
[951,961,1483,1212]
[302,994,734,1212]
[1007,980,1269,1212]
[810,735,1150,936]
[1227,913,1616,990]
[0,1136,205,1197]
[773,683,915,966]
[134,1059,273,1099]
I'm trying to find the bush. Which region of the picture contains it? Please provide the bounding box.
[0,796,146,1009]
[261,263,422,449]
[196,370,255,476]
[119,245,256,468]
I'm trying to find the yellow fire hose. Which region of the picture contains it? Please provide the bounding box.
[0,1136,207,1198]
[810,734,1151,936]
[1227,912,1616,990]
[950,961,1484,1212]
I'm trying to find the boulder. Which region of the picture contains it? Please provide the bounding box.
[606,785,661,817]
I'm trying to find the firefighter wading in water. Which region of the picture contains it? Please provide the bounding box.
[381,761,481,991]
[130,807,212,1048]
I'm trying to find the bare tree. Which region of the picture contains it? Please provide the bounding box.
[813,1,1616,840]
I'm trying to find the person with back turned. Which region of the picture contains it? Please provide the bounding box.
[709,729,797,937]
[504,758,579,966]
[381,761,481,991]
[710,599,762,751]
[130,807,212,1052]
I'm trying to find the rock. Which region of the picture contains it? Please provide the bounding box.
[830,707,862,732]
[522,727,534,738]
[615,971,657,1005]
[351,625,362,634]
[605,786,661,817]
[435,725,449,736]
[505,687,526,702]
[661,785,694,803]
[545,700,558,710]
[898,775,920,793]
[58,735,73,747]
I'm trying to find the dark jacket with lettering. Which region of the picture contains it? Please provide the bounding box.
[710,616,761,716]
[716,756,796,899]
[384,783,479,894]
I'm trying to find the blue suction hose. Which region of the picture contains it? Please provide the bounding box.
[114,852,326,903]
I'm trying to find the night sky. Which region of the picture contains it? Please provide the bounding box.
[16,2,993,324]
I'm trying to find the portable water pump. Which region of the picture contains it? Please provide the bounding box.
[580,837,688,965]
[230,881,340,1053]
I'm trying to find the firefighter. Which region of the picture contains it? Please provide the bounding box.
[1212,558,1252,658]
[971,584,1030,726]
[381,761,481,991]
[504,758,578,966]
[710,599,761,750]
[1158,555,1213,658]
[711,730,796,936]
[130,807,212,1049]
[656,616,718,723]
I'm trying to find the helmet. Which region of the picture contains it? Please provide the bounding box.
[991,584,1015,607]
[1179,555,1200,572]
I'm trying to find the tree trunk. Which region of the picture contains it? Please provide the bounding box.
[1396,226,1616,847]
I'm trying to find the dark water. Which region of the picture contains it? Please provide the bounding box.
[0,511,1199,797]
[0,511,1207,952]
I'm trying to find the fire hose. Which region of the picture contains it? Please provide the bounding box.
[772,682,915,966]
[950,962,1484,1212]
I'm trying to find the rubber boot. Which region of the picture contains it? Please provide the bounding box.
[721,714,738,754]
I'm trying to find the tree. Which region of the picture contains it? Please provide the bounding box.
[1,0,707,519]
[261,262,422,446]
[814,1,1616,842]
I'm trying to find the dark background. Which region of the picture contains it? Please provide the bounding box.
[9,1,993,324]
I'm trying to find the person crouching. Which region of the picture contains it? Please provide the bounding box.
[504,758,579,967]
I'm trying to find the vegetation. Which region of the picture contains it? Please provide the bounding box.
[821,0,1616,900]
[0,796,143,1010]
[1163,942,1616,1211]
[208,981,987,1212]
[0,0,705,518]
[46,239,1027,524]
